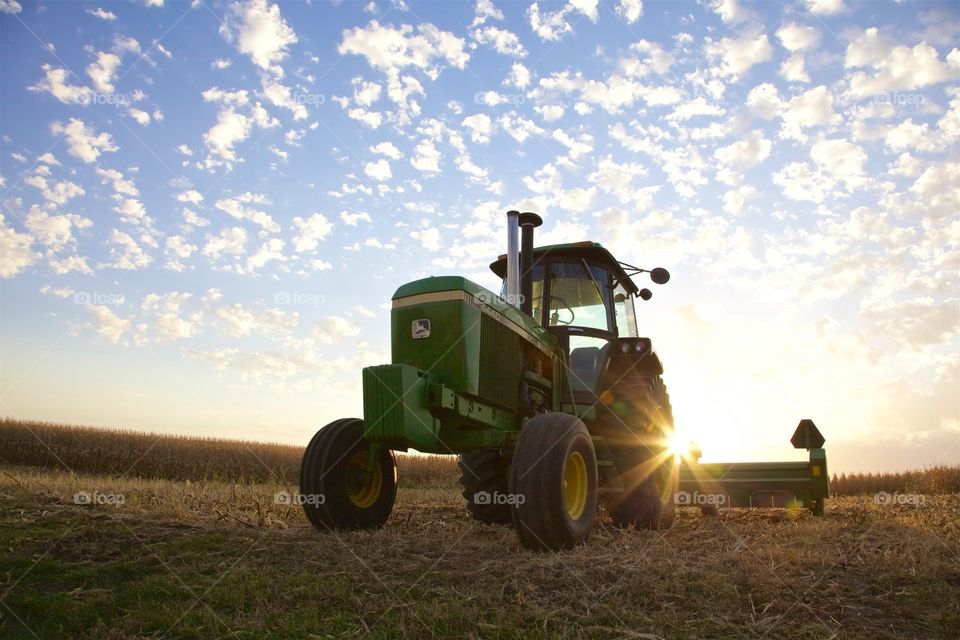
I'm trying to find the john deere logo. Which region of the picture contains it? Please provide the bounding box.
[412,319,431,339]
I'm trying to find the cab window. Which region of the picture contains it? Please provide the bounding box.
[546,262,612,332]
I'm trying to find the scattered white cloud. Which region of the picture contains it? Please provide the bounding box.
[214,192,280,232]
[292,212,333,251]
[51,118,118,163]
[220,0,298,74]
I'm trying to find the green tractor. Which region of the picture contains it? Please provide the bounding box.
[300,211,676,551]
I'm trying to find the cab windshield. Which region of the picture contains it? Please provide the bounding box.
[544,262,612,331]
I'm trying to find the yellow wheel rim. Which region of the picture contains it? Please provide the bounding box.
[346,451,382,509]
[562,451,588,520]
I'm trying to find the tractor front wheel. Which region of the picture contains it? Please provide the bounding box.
[299,418,397,531]
[458,449,512,524]
[510,413,598,551]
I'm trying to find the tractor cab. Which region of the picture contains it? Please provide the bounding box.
[490,241,668,400]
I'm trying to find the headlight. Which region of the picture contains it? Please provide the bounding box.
[620,341,632,354]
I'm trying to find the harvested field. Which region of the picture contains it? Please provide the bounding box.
[1,463,958,639]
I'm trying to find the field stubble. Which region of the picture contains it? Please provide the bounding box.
[1,464,958,639]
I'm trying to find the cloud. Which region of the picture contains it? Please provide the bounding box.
[0,0,22,14]
[88,305,130,343]
[313,316,361,343]
[470,0,503,28]
[845,28,960,98]
[714,129,772,173]
[96,168,139,197]
[292,213,333,251]
[24,172,85,207]
[247,238,286,270]
[778,85,839,141]
[202,227,248,259]
[261,76,308,119]
[165,235,198,271]
[746,82,781,119]
[528,1,598,41]
[340,211,371,226]
[505,61,531,89]
[805,0,843,16]
[706,32,773,79]
[202,101,278,168]
[86,51,123,93]
[462,113,494,143]
[616,0,643,23]
[50,118,118,163]
[176,190,204,204]
[776,23,820,51]
[473,26,527,58]
[369,141,401,159]
[25,207,91,252]
[411,139,441,172]
[412,226,441,251]
[214,192,280,232]
[338,20,469,80]
[364,158,392,181]
[128,108,151,126]
[221,0,297,74]
[29,65,92,104]
[810,138,868,191]
[102,229,152,270]
[0,213,38,278]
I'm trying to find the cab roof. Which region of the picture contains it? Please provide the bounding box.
[489,241,639,295]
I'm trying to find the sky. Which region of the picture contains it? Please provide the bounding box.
[0,0,957,473]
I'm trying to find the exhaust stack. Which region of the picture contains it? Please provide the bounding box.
[518,212,543,317]
[505,210,520,308]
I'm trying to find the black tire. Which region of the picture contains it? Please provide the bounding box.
[458,449,512,524]
[606,376,677,530]
[299,418,397,530]
[510,413,598,551]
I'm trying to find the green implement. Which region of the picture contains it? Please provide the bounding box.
[678,420,829,515]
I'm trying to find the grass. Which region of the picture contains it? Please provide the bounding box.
[0,466,958,639]
[1,419,959,638]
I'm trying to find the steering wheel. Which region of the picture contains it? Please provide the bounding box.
[531,295,575,326]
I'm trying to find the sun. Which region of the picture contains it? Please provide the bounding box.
[666,431,693,461]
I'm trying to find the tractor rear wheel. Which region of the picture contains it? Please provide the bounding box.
[510,413,598,551]
[606,376,677,530]
[299,418,397,530]
[458,449,512,524]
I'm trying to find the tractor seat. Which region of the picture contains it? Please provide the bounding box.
[568,345,609,394]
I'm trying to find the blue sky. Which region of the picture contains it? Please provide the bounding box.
[1,0,957,472]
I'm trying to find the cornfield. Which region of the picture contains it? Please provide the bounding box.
[2,418,957,494]
[0,419,460,488]
[829,466,960,495]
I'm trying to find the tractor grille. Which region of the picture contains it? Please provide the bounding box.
[362,365,406,442]
[478,312,519,410]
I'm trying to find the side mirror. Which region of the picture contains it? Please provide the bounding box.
[639,288,652,300]
[650,268,670,285]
